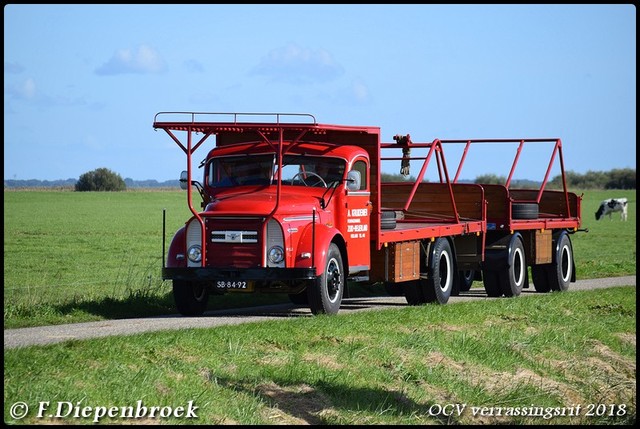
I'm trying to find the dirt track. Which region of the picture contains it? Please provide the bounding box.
[4,276,635,349]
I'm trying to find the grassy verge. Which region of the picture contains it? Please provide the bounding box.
[4,286,635,425]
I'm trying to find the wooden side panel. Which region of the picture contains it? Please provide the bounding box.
[510,189,580,218]
[534,229,553,264]
[369,241,420,282]
[379,182,484,220]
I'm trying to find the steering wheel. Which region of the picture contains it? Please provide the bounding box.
[291,171,328,188]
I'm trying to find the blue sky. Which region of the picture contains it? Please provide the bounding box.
[4,4,636,182]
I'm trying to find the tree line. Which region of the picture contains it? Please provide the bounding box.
[383,168,635,190]
[4,167,636,191]
[472,168,635,190]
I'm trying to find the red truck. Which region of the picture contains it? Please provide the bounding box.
[153,112,583,316]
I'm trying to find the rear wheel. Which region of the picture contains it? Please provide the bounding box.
[549,232,573,292]
[452,269,475,296]
[422,238,454,304]
[308,243,344,315]
[531,232,574,293]
[482,269,502,297]
[173,280,209,316]
[531,265,551,292]
[501,235,526,297]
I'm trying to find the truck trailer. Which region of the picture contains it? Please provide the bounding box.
[153,112,583,316]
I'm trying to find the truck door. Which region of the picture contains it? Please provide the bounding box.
[343,158,371,272]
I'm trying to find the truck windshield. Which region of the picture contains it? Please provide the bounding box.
[207,154,345,188]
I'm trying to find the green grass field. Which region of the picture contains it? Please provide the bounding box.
[3,188,636,425]
[3,188,636,328]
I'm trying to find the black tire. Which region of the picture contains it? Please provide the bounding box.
[500,235,526,297]
[384,282,405,296]
[403,279,426,305]
[173,280,209,316]
[549,232,573,292]
[308,243,344,315]
[381,210,397,230]
[531,265,551,292]
[422,238,454,304]
[452,270,475,296]
[512,203,539,220]
[482,269,502,297]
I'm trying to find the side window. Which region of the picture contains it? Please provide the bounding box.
[353,160,367,190]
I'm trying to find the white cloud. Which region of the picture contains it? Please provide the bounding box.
[250,43,344,84]
[95,44,167,75]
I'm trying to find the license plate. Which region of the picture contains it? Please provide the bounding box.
[215,280,253,291]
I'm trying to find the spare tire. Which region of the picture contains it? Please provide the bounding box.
[512,203,538,220]
[381,210,397,230]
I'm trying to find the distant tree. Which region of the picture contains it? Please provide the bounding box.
[605,168,636,190]
[75,168,126,192]
[474,174,506,185]
[548,169,635,190]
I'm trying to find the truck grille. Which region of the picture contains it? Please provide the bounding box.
[211,231,258,243]
[205,218,263,268]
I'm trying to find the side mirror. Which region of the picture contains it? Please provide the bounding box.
[346,170,361,191]
[179,170,188,190]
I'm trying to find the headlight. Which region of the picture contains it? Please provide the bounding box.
[187,245,202,263]
[268,246,284,264]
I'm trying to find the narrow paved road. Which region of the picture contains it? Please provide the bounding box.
[4,276,635,349]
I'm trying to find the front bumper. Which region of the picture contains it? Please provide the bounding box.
[163,266,317,283]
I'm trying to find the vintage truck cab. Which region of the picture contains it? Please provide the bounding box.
[157,113,374,316]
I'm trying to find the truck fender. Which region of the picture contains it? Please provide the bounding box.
[166,226,187,268]
[294,223,344,277]
[483,233,524,272]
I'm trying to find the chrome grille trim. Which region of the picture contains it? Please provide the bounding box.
[211,230,259,243]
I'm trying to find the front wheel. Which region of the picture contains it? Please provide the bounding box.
[173,280,209,316]
[308,243,344,315]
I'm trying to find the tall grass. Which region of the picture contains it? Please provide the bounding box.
[3,188,635,328]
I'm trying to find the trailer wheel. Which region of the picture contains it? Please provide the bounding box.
[500,235,526,297]
[381,210,397,230]
[512,203,539,220]
[173,280,209,316]
[452,270,475,296]
[531,265,551,292]
[422,238,453,304]
[308,243,344,315]
[482,270,502,297]
[549,232,573,292]
[531,232,574,293]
